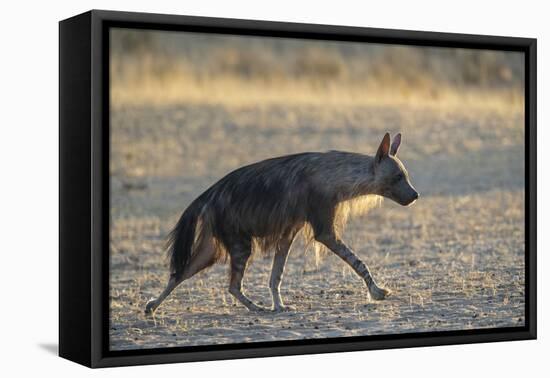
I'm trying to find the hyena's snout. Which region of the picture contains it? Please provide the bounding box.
[394,182,419,206]
[405,189,419,206]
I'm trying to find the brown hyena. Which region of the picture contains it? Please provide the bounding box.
[145,132,418,314]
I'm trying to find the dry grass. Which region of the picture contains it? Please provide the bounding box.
[111,74,524,113]
[110,29,524,111]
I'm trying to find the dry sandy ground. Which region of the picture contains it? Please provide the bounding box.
[109,102,525,350]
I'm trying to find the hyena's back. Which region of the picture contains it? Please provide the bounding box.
[203,151,372,238]
[210,152,317,237]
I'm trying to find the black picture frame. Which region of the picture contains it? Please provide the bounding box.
[59,9,537,368]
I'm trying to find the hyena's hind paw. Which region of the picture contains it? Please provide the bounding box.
[272,304,296,312]
[369,286,392,300]
[245,303,272,313]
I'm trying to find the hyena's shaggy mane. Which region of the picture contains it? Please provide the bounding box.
[299,193,383,264]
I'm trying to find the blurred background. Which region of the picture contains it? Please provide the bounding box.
[111,28,524,109]
[109,28,525,351]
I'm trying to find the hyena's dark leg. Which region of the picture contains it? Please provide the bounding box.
[316,233,391,300]
[269,232,297,312]
[145,238,218,314]
[145,275,182,314]
[228,238,268,312]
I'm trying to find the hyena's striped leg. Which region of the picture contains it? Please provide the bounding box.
[228,239,269,312]
[316,234,391,300]
[269,233,297,312]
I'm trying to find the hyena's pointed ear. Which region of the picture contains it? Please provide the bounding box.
[390,133,402,156]
[375,132,391,164]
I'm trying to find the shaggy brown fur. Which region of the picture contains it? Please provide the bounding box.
[145,132,418,314]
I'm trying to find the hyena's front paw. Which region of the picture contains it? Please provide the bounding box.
[369,286,392,300]
[144,298,158,315]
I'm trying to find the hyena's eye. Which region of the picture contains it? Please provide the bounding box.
[393,173,404,183]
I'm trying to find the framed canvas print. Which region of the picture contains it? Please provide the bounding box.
[59,10,536,368]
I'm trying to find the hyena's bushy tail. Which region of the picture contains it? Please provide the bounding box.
[165,192,212,281]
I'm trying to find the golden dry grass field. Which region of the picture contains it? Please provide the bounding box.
[109,29,525,350]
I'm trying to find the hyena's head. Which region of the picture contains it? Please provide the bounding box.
[372,132,419,206]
